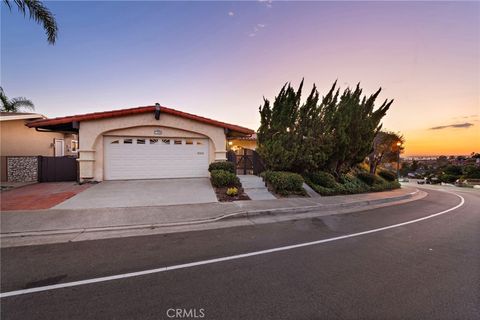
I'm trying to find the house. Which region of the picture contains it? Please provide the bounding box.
[0,112,78,182]
[228,133,257,153]
[27,105,254,182]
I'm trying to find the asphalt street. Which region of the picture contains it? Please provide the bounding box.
[1,187,479,320]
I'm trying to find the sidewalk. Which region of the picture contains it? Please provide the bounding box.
[1,187,421,242]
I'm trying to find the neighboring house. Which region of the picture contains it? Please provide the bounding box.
[0,112,78,182]
[27,105,254,182]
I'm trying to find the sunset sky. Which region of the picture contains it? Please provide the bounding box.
[1,1,479,156]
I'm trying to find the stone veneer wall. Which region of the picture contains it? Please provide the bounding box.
[7,156,38,182]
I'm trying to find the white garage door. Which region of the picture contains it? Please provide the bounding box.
[104,136,209,180]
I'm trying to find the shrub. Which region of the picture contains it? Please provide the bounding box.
[210,170,239,188]
[370,180,400,192]
[305,171,337,188]
[378,170,396,182]
[356,172,382,186]
[341,177,369,194]
[464,166,480,179]
[443,165,463,176]
[226,187,238,196]
[208,161,235,174]
[306,172,399,196]
[439,173,458,184]
[264,171,304,195]
[308,184,337,196]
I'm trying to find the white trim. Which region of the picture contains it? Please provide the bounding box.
[54,139,65,157]
[0,191,465,298]
[0,114,46,121]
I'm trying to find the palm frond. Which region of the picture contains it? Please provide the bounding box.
[0,87,11,110]
[7,0,58,45]
[3,0,12,10]
[11,97,35,111]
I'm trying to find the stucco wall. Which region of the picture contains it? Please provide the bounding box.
[77,112,228,181]
[229,139,257,151]
[0,119,62,156]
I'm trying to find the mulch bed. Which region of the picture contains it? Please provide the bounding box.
[214,186,250,202]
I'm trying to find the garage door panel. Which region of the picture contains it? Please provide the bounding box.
[104,136,209,180]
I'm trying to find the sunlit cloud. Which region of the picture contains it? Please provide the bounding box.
[429,122,474,130]
[228,11,234,16]
[257,24,266,28]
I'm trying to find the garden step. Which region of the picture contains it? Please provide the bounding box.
[238,175,276,200]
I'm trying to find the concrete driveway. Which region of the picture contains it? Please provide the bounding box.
[54,178,217,209]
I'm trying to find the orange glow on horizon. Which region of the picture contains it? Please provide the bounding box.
[403,127,480,156]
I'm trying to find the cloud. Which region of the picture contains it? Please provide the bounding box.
[452,114,478,120]
[258,0,273,8]
[228,11,234,16]
[248,23,266,37]
[429,122,474,130]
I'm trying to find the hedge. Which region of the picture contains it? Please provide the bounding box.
[305,171,400,196]
[378,170,397,182]
[208,161,235,174]
[263,171,304,195]
[305,171,337,188]
[210,169,239,188]
[356,172,383,186]
[439,173,459,184]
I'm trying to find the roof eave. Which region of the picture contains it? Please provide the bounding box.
[26,105,255,135]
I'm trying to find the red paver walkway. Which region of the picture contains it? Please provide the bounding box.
[1,182,92,211]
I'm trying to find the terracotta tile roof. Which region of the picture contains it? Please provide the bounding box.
[26,105,254,135]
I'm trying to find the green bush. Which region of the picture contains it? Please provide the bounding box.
[370,180,400,192]
[208,161,235,174]
[443,165,463,176]
[210,170,239,188]
[341,177,369,194]
[306,172,399,196]
[356,172,382,186]
[439,173,458,184]
[464,166,480,179]
[305,171,337,188]
[264,171,304,195]
[378,170,396,182]
[307,184,338,196]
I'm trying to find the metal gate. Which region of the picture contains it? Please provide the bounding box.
[38,156,78,182]
[227,149,265,175]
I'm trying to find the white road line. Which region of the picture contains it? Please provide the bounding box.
[0,191,465,299]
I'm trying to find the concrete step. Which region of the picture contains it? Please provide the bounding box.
[238,175,276,200]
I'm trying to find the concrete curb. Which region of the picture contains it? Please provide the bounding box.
[1,189,422,239]
[244,189,421,217]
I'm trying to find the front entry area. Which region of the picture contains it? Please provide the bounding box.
[104,136,209,180]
